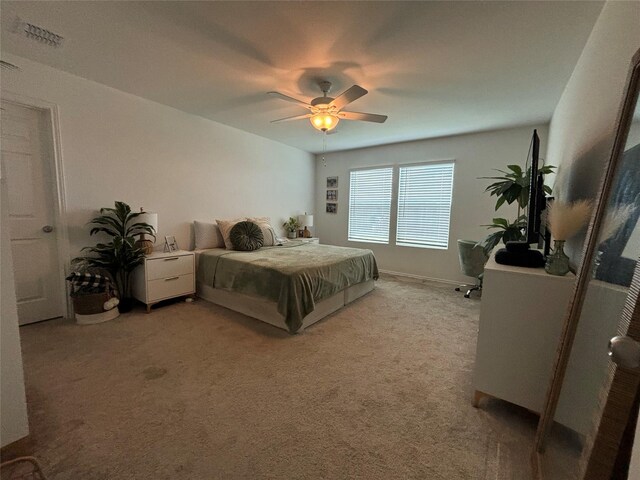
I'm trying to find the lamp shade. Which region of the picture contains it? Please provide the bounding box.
[298,214,313,227]
[137,212,158,236]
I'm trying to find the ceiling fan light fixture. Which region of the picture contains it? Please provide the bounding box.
[310,112,339,132]
[269,82,386,132]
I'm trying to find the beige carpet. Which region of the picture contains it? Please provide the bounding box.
[18,275,538,479]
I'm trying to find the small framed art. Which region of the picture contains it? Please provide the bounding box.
[326,189,338,201]
[326,203,337,214]
[164,235,179,252]
[326,176,338,188]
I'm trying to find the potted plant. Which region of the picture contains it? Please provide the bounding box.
[75,201,156,312]
[282,216,300,239]
[479,164,555,254]
[66,266,120,324]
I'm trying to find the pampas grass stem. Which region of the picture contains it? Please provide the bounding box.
[547,200,592,241]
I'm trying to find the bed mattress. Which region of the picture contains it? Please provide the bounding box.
[196,242,378,333]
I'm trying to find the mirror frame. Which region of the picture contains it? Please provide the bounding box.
[533,47,640,479]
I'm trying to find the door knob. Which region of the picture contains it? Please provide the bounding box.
[608,336,640,369]
[42,225,54,233]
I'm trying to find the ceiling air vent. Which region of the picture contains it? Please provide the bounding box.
[14,17,64,48]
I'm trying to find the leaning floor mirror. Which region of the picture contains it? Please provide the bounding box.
[533,48,640,480]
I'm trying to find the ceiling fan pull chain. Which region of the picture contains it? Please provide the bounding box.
[322,132,327,167]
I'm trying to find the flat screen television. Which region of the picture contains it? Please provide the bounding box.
[494,129,548,267]
[525,129,549,249]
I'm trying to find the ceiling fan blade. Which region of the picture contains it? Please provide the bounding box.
[267,91,313,110]
[338,111,388,123]
[270,113,312,123]
[329,85,368,110]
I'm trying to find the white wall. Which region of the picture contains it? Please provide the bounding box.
[0,53,315,260]
[0,54,312,445]
[0,182,29,447]
[545,0,640,264]
[314,125,548,283]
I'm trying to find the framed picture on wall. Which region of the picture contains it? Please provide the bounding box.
[326,189,338,201]
[326,203,337,214]
[326,176,338,188]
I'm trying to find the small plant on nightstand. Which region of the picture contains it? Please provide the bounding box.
[282,217,300,239]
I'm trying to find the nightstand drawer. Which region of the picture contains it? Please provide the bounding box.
[147,274,194,302]
[146,254,193,281]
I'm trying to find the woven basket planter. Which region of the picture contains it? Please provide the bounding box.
[72,291,111,315]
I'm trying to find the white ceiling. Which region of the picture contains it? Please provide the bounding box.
[1,1,603,153]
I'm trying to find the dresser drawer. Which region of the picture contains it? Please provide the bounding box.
[146,254,193,281]
[147,274,194,302]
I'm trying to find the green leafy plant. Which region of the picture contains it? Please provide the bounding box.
[282,216,300,233]
[74,201,156,302]
[481,164,554,212]
[480,216,528,254]
[478,164,555,253]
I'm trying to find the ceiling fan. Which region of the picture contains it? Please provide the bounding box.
[268,81,388,132]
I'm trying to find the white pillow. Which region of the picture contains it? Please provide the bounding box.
[246,217,277,246]
[247,216,271,224]
[193,221,224,249]
[215,219,243,250]
[216,217,278,250]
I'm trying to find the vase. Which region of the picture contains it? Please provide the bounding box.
[545,240,570,276]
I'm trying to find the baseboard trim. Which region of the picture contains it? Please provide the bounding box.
[1,435,33,462]
[378,269,460,286]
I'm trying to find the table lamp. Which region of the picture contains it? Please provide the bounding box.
[297,213,313,238]
[135,209,158,255]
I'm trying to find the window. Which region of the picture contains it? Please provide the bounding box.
[347,161,455,249]
[348,167,393,244]
[396,162,454,249]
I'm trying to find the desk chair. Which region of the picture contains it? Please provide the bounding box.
[455,239,488,298]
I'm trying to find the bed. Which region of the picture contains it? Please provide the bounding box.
[195,241,378,333]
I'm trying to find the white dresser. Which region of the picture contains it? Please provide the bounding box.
[473,255,575,419]
[473,253,628,435]
[132,250,195,312]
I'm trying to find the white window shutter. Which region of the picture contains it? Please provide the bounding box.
[396,162,454,249]
[348,167,393,244]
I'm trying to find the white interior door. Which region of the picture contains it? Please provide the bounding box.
[1,101,63,324]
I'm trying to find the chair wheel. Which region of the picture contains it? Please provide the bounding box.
[455,287,461,291]
[464,293,470,298]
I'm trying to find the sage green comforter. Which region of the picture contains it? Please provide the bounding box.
[197,242,378,333]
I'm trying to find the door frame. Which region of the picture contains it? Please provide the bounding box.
[1,91,70,320]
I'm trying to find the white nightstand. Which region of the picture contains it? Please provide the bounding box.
[132,250,195,312]
[299,237,319,244]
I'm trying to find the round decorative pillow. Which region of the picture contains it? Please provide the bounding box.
[230,221,264,251]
